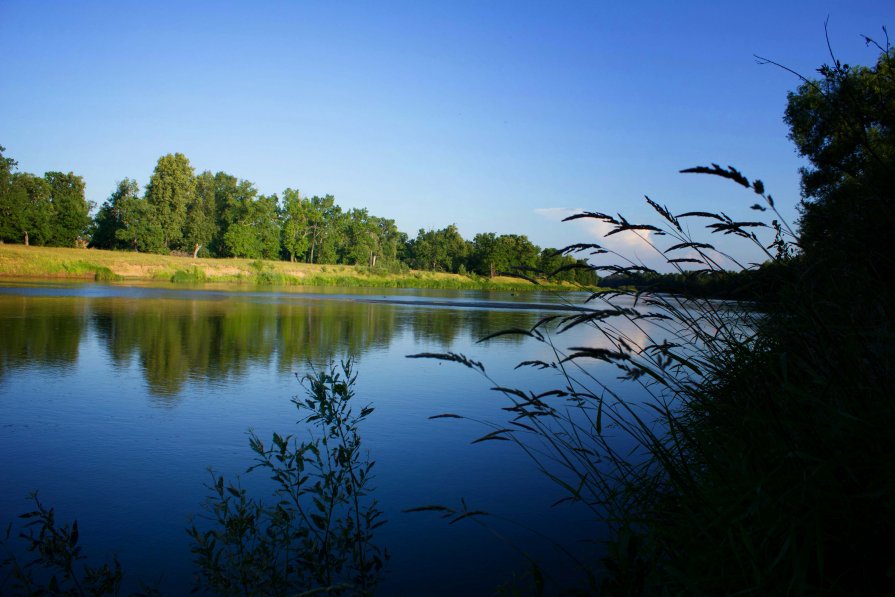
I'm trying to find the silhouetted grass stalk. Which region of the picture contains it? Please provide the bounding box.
[409,161,893,592]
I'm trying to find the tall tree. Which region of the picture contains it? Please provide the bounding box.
[784,46,895,314]
[372,216,401,267]
[280,188,310,262]
[343,208,377,266]
[145,153,196,250]
[470,232,499,277]
[303,195,341,264]
[44,171,89,247]
[254,194,282,260]
[115,191,165,253]
[92,179,139,249]
[408,225,467,272]
[9,173,53,246]
[222,194,281,259]
[185,171,219,258]
[0,145,17,242]
[213,173,257,257]
[468,233,540,277]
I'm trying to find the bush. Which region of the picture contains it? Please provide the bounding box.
[189,361,386,596]
[0,493,125,595]
[170,266,206,283]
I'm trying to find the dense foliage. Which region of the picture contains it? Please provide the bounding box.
[0,147,91,248]
[0,149,595,285]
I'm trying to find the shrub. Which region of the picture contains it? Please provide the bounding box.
[0,493,125,595]
[189,361,386,596]
[170,266,206,283]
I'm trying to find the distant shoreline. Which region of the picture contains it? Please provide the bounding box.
[0,244,589,293]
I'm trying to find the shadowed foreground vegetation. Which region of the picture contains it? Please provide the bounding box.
[411,41,895,594]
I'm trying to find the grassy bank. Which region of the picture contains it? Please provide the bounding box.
[0,244,583,291]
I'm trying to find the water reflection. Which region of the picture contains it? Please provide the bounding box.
[0,290,534,398]
[0,296,86,377]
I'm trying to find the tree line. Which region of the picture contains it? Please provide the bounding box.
[0,148,595,285]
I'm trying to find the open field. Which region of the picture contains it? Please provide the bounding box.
[0,244,584,291]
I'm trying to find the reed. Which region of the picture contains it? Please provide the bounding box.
[412,163,893,592]
[408,41,895,593]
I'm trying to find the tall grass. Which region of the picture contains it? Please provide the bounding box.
[411,163,894,592]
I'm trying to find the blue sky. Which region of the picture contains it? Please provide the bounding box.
[1,1,892,267]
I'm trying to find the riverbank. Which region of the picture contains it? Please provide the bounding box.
[0,244,586,291]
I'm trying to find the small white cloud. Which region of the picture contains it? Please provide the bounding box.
[534,207,656,253]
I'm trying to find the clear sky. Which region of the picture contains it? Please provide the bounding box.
[1,1,892,267]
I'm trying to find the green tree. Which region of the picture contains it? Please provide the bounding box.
[0,146,19,242]
[222,194,281,259]
[343,208,400,267]
[783,45,895,320]
[145,153,196,250]
[408,225,468,272]
[44,171,90,247]
[280,188,310,262]
[372,215,401,267]
[255,194,282,260]
[213,173,257,257]
[185,171,219,257]
[539,247,597,285]
[92,179,139,249]
[784,47,894,275]
[1,173,52,246]
[469,232,539,277]
[115,189,165,253]
[303,195,341,264]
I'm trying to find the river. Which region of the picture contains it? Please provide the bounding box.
[0,280,643,594]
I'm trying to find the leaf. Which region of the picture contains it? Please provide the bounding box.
[406,352,485,373]
[667,258,704,264]
[561,347,629,363]
[680,163,750,188]
[605,223,664,237]
[449,510,489,524]
[490,386,529,401]
[645,196,681,230]
[676,211,725,221]
[514,359,555,370]
[428,413,464,420]
[471,429,514,444]
[549,262,597,277]
[552,243,606,256]
[562,211,620,225]
[665,241,716,252]
[477,328,535,343]
[402,505,453,514]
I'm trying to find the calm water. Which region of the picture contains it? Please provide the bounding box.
[0,281,641,594]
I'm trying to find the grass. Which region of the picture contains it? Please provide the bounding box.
[0,244,586,292]
[412,163,894,593]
